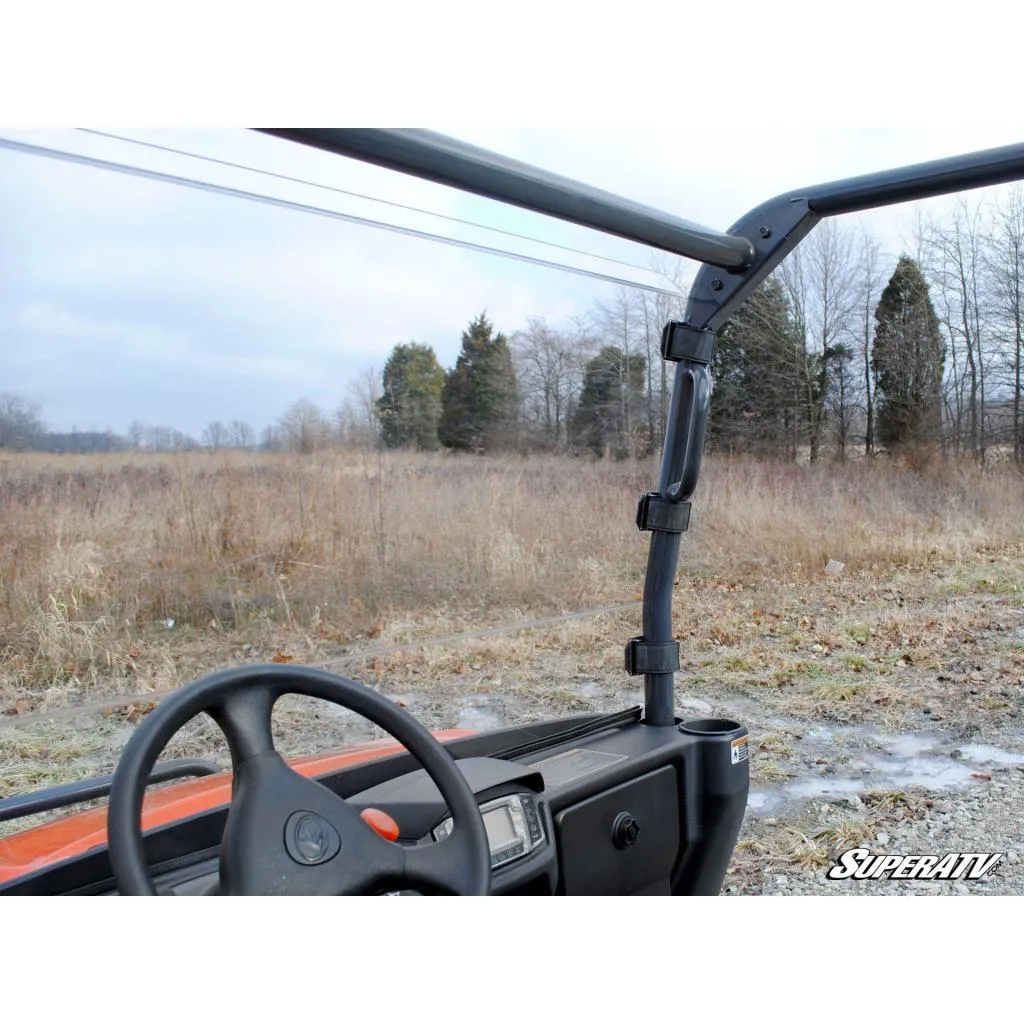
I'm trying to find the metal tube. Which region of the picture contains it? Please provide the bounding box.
[642,361,711,725]
[255,129,756,270]
[802,141,1024,217]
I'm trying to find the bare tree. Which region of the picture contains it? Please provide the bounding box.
[202,421,229,450]
[777,220,860,461]
[593,289,645,456]
[0,393,45,450]
[278,399,331,453]
[228,419,256,449]
[984,186,1024,462]
[925,199,989,458]
[336,365,382,449]
[511,317,588,451]
[854,226,883,456]
[127,420,146,450]
[635,255,689,452]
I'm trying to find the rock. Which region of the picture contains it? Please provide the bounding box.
[876,832,890,846]
[1008,852,1019,865]
[775,875,790,887]
[825,560,845,576]
[954,883,970,895]
[826,793,863,809]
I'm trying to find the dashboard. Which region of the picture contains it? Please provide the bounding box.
[4,706,749,896]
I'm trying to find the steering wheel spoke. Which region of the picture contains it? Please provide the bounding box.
[207,685,279,767]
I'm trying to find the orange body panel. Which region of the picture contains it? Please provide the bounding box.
[0,730,472,887]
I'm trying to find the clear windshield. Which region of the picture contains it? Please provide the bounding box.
[3,128,1023,852]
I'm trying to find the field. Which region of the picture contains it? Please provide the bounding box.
[2,449,1023,891]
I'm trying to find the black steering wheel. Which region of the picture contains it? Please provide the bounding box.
[107,664,492,895]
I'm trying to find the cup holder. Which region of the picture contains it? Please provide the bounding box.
[679,717,744,736]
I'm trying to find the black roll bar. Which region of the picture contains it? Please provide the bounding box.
[254,129,1024,726]
[256,129,756,270]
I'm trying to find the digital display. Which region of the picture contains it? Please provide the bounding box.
[483,805,517,848]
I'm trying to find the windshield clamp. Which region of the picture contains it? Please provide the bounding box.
[636,492,691,534]
[625,637,680,677]
[661,323,715,364]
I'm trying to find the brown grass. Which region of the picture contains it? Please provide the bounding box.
[1,448,1023,703]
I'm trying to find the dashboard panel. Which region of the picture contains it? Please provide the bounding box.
[3,706,749,896]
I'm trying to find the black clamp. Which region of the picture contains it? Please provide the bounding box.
[625,636,680,676]
[661,322,715,364]
[636,491,691,534]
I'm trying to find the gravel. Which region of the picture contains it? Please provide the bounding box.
[728,763,1024,895]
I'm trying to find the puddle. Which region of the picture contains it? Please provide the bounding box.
[454,698,503,732]
[748,726,1024,815]
[956,743,1024,765]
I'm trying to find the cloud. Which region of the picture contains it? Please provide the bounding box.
[3,126,1022,437]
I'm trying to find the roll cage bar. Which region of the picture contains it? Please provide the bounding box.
[256,129,1024,726]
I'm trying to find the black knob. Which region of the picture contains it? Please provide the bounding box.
[612,812,641,849]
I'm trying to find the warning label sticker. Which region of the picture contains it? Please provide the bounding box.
[731,736,749,765]
[524,748,627,788]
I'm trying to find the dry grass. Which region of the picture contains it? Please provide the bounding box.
[1,448,1023,706]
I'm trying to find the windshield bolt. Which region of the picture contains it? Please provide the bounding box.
[758,225,772,238]
[710,278,723,291]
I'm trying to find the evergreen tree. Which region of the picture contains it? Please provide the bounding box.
[438,313,519,452]
[376,342,445,450]
[569,345,647,457]
[708,280,804,457]
[871,256,945,448]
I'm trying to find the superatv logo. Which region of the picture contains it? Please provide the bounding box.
[826,848,1003,881]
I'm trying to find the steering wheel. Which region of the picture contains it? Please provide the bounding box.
[106,664,492,895]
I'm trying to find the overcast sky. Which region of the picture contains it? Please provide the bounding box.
[3,126,1023,437]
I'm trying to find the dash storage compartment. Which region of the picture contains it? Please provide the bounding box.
[554,765,680,895]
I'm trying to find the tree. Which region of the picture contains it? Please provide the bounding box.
[127,420,146,450]
[511,317,588,451]
[872,256,945,450]
[278,399,331,453]
[338,365,382,450]
[708,279,804,459]
[202,421,229,450]
[228,420,256,449]
[855,228,883,456]
[375,344,444,450]
[438,313,519,452]
[569,345,646,457]
[777,221,860,461]
[985,187,1024,462]
[593,290,650,455]
[925,200,988,458]
[0,393,45,450]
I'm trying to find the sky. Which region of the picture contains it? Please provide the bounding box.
[3,125,1024,437]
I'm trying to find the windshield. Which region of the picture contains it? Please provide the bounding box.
[3,129,1024,890]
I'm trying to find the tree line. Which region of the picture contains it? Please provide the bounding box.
[708,190,1024,464]
[350,185,1024,465]
[3,187,1022,463]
